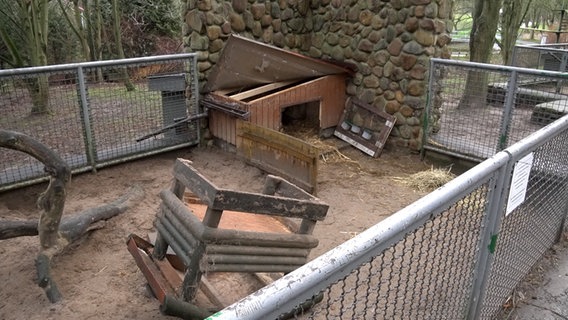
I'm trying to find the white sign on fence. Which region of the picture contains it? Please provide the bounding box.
[506,152,534,215]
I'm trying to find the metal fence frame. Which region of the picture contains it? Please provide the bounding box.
[513,44,568,71]
[206,111,568,320]
[0,54,202,191]
[423,58,568,162]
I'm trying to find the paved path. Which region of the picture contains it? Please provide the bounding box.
[511,244,568,320]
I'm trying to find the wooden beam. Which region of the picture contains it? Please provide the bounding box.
[229,80,298,101]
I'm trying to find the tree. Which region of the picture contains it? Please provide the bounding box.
[499,0,533,65]
[0,0,51,114]
[57,0,91,62]
[458,0,503,109]
[111,0,135,91]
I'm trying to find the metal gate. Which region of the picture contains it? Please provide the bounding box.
[0,54,201,192]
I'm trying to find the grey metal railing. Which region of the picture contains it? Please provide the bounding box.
[423,58,568,162]
[513,44,568,71]
[0,54,202,192]
[206,111,568,319]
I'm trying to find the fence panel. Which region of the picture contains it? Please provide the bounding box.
[0,54,200,191]
[478,123,568,319]
[424,59,568,162]
[1,68,88,187]
[513,44,568,71]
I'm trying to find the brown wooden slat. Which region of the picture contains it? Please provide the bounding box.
[229,81,297,100]
[236,119,319,194]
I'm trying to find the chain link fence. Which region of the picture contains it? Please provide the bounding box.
[207,112,568,320]
[423,58,568,161]
[0,54,202,191]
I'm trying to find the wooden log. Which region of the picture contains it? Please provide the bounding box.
[162,206,199,248]
[0,186,144,241]
[211,189,328,220]
[154,221,192,267]
[160,189,205,237]
[159,295,213,320]
[205,263,302,273]
[35,253,62,303]
[205,244,310,257]
[0,129,70,251]
[202,225,319,248]
[205,254,307,266]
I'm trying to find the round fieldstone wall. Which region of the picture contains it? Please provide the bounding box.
[183,0,452,150]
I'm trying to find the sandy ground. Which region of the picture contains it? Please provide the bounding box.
[0,143,432,320]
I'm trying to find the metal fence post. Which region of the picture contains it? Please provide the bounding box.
[420,59,437,160]
[511,46,519,67]
[497,70,518,152]
[556,51,568,93]
[466,154,513,320]
[76,66,98,172]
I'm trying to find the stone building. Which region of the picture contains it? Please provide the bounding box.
[184,0,452,150]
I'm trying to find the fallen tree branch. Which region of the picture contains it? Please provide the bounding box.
[0,129,144,303]
[0,186,144,240]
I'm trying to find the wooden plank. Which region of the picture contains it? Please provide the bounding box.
[199,278,230,309]
[236,120,319,194]
[333,97,396,158]
[211,189,328,220]
[173,159,219,205]
[229,81,297,101]
[250,75,345,129]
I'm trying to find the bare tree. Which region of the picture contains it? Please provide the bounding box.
[0,0,51,114]
[111,0,135,91]
[458,0,503,109]
[499,0,533,65]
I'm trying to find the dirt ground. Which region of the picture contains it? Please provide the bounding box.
[0,142,432,320]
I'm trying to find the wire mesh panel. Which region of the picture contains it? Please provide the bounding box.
[0,54,199,191]
[479,129,568,319]
[425,59,568,162]
[82,58,199,164]
[297,185,489,319]
[0,69,87,187]
[513,45,568,71]
[427,61,510,160]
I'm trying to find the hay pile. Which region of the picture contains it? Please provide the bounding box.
[284,126,356,164]
[395,166,455,192]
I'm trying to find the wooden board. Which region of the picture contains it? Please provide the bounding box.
[334,98,396,158]
[186,200,292,234]
[236,120,319,194]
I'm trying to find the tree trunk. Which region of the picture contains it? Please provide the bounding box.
[28,75,50,114]
[501,0,533,66]
[111,0,135,91]
[458,0,503,109]
[94,0,104,81]
[24,0,51,114]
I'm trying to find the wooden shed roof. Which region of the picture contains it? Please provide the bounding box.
[203,34,352,93]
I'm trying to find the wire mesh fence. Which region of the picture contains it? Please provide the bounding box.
[513,44,568,71]
[479,130,568,319]
[208,112,568,320]
[0,54,201,191]
[424,58,568,161]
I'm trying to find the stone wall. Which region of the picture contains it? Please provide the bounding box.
[183,0,452,150]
